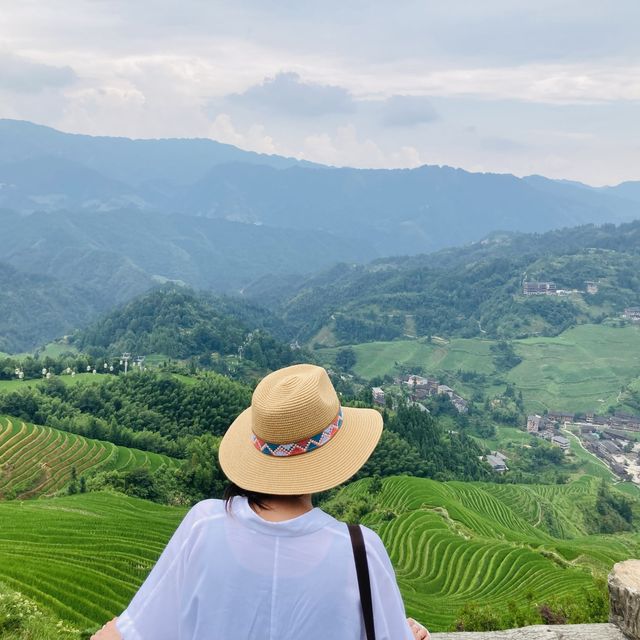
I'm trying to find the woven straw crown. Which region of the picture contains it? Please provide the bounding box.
[251,365,339,443]
[218,363,383,494]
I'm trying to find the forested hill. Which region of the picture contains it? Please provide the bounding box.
[0,262,102,353]
[253,221,640,344]
[73,287,299,372]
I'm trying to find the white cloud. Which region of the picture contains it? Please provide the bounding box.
[0,1,638,183]
[227,72,354,117]
[208,114,277,155]
[302,124,423,169]
[0,52,76,93]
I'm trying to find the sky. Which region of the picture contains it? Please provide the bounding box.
[1,0,639,185]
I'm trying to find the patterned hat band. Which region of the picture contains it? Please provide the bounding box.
[252,406,344,457]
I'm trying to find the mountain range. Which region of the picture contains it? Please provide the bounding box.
[1,119,640,352]
[1,119,639,257]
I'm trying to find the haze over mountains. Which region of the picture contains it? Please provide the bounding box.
[1,119,640,351]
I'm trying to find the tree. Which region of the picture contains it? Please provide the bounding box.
[335,347,356,371]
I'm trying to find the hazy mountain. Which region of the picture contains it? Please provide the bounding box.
[1,119,639,257]
[172,163,640,255]
[0,208,372,296]
[0,119,313,186]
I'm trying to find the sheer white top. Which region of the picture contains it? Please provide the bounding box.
[116,497,413,640]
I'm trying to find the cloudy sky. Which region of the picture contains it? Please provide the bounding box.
[1,0,639,185]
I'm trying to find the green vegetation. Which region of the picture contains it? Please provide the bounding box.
[275,222,640,346]
[0,583,81,639]
[3,476,638,634]
[509,324,640,413]
[0,370,250,457]
[320,323,640,414]
[358,406,491,482]
[324,475,640,631]
[72,286,303,378]
[0,416,177,500]
[0,492,186,633]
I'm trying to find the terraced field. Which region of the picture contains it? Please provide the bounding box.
[346,476,640,630]
[0,492,186,630]
[319,324,640,414]
[0,416,179,499]
[2,475,639,633]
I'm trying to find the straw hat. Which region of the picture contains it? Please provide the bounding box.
[219,364,383,495]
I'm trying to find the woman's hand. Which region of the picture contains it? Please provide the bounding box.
[408,617,430,640]
[90,617,122,640]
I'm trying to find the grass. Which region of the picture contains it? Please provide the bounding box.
[0,416,179,499]
[0,373,104,392]
[0,474,638,633]
[0,492,186,631]
[0,371,200,392]
[320,324,640,414]
[508,324,640,413]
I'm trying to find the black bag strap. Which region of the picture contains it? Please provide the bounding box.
[348,524,376,640]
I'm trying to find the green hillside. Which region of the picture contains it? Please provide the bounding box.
[269,222,640,345]
[1,477,639,633]
[0,492,186,631]
[0,416,178,499]
[320,323,640,414]
[335,476,640,630]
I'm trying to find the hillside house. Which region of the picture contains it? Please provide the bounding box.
[451,394,469,414]
[551,435,570,451]
[485,454,508,473]
[599,440,621,455]
[585,281,599,294]
[623,308,640,322]
[547,411,575,425]
[523,281,557,296]
[372,387,385,406]
[527,414,545,433]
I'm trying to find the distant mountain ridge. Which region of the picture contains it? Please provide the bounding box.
[0,119,639,257]
[1,119,640,352]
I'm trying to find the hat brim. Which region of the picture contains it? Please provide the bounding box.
[218,406,383,495]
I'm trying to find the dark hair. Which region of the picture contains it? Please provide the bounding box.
[223,482,274,511]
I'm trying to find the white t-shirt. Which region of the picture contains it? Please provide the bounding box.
[116,497,414,640]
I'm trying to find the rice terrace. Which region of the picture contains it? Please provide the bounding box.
[2,5,640,636]
[0,417,178,500]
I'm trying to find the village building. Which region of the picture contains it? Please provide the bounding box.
[527,414,544,433]
[523,281,557,296]
[551,435,570,451]
[623,307,640,322]
[371,387,385,407]
[547,411,575,426]
[403,373,468,413]
[585,281,599,294]
[451,394,469,414]
[485,454,508,472]
[599,440,621,455]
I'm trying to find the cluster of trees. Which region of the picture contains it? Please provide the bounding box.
[0,371,250,457]
[367,406,491,482]
[82,434,227,505]
[73,287,301,375]
[490,341,522,372]
[587,480,634,533]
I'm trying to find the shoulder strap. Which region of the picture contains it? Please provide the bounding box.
[348,523,376,640]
